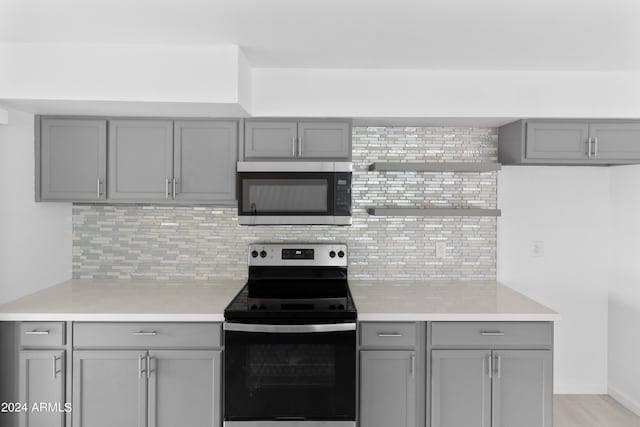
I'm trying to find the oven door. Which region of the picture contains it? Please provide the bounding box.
[224,322,356,422]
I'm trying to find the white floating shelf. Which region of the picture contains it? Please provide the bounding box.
[368,162,502,172]
[367,208,501,217]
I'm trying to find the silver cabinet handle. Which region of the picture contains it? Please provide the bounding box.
[172,178,177,199]
[593,137,598,156]
[132,331,157,336]
[292,136,296,157]
[480,331,505,336]
[409,353,415,377]
[495,354,501,378]
[298,136,303,157]
[146,354,153,379]
[52,356,61,379]
[487,353,493,379]
[378,332,402,337]
[25,330,50,335]
[97,179,102,198]
[138,354,146,379]
[587,137,593,158]
[165,179,170,199]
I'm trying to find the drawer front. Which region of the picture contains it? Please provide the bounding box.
[19,322,66,347]
[431,322,552,348]
[74,322,222,348]
[360,322,418,348]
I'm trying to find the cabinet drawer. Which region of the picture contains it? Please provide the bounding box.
[74,322,221,348]
[360,322,418,348]
[431,322,552,348]
[19,322,66,347]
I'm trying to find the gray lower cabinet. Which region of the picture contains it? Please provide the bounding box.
[39,118,107,201]
[243,119,351,160]
[360,350,417,427]
[72,350,147,427]
[18,350,66,427]
[431,349,552,427]
[499,119,640,165]
[108,120,174,201]
[173,121,237,202]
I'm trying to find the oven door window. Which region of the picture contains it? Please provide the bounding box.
[239,173,334,215]
[224,329,356,420]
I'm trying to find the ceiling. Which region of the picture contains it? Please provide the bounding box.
[1,0,639,71]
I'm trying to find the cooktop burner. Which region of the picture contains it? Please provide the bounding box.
[224,243,357,321]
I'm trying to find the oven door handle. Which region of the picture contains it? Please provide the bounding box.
[224,322,356,333]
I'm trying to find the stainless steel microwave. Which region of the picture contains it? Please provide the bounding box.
[237,162,352,225]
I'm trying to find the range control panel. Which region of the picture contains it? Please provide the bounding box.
[248,243,348,267]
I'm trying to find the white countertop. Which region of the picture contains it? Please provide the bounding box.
[0,279,559,322]
[350,280,559,321]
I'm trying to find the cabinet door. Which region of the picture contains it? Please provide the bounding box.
[525,122,589,161]
[148,350,221,427]
[18,350,65,427]
[244,121,297,159]
[431,350,491,427]
[73,350,147,427]
[360,350,416,427]
[589,123,640,162]
[40,119,106,201]
[173,121,237,202]
[492,350,552,427]
[108,120,174,200]
[298,121,351,159]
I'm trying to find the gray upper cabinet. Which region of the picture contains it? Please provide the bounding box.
[492,350,553,427]
[173,121,237,202]
[431,350,492,427]
[499,119,640,165]
[244,121,298,159]
[19,350,66,427]
[73,350,147,427]
[39,118,107,201]
[108,120,174,201]
[243,119,351,160]
[148,350,221,427]
[360,350,417,427]
[298,121,351,159]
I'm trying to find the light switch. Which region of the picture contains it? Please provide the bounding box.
[532,240,544,257]
[436,242,447,258]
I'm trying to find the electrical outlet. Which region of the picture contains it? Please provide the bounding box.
[436,242,447,258]
[532,240,544,257]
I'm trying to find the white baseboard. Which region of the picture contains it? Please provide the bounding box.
[554,383,608,394]
[609,386,640,417]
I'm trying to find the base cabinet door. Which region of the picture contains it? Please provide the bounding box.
[147,350,221,427]
[73,351,147,427]
[431,350,492,427]
[360,350,416,427]
[18,350,65,427]
[492,350,553,427]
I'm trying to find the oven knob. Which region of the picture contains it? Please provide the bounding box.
[329,251,336,258]
[337,304,345,310]
[329,305,336,310]
[260,250,267,258]
[338,250,345,258]
[259,305,267,310]
[250,304,258,310]
[251,250,259,258]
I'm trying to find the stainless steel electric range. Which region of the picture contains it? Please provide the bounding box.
[223,242,357,427]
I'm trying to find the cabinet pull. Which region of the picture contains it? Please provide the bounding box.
[25,330,50,335]
[409,353,415,377]
[487,353,493,379]
[480,331,505,336]
[495,354,501,378]
[97,179,102,198]
[172,178,177,199]
[298,136,303,156]
[138,355,146,379]
[132,331,157,336]
[52,356,61,379]
[146,355,153,379]
[587,137,593,158]
[165,179,171,199]
[377,332,402,337]
[593,137,598,157]
[292,136,296,157]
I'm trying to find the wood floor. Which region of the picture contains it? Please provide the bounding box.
[555,395,640,427]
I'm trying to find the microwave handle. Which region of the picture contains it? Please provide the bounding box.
[224,323,356,333]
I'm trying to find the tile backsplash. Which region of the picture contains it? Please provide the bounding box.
[73,126,498,281]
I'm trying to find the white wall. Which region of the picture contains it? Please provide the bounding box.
[608,165,640,415]
[0,108,71,304]
[497,166,610,394]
